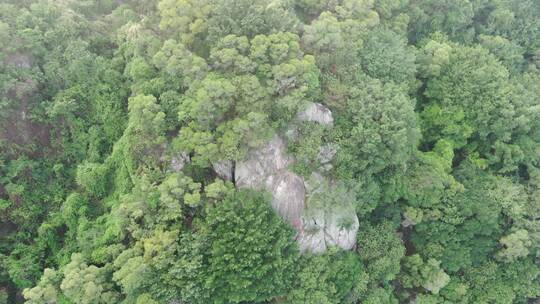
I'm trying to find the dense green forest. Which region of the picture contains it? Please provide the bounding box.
[1,0,539,303]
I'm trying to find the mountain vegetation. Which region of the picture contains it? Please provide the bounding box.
[1,0,539,303]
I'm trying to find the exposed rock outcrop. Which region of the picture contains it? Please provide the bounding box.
[309,207,359,251]
[235,136,293,189]
[231,136,305,229]
[5,53,33,69]
[170,152,190,172]
[269,172,306,230]
[296,207,359,253]
[298,102,334,125]
[212,103,359,253]
[297,174,359,252]
[213,160,234,181]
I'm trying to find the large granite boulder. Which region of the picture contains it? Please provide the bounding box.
[297,174,359,253]
[211,103,359,253]
[319,207,359,250]
[231,136,305,229]
[213,160,234,181]
[268,172,305,230]
[213,138,358,253]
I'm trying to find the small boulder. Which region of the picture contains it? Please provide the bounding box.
[317,144,338,164]
[298,102,334,126]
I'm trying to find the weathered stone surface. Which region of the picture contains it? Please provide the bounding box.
[5,53,32,69]
[232,136,305,229]
[170,152,189,172]
[297,102,334,125]
[212,132,358,254]
[322,208,359,250]
[297,209,327,253]
[269,172,305,229]
[297,203,358,253]
[213,160,234,181]
[235,136,293,188]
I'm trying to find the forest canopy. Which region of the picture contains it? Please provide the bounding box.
[1,0,540,303]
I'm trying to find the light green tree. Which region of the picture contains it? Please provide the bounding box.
[496,229,531,262]
[402,254,450,294]
[60,253,119,304]
[202,190,299,303]
[22,269,61,304]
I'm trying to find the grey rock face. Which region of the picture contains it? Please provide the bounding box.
[297,210,328,253]
[5,53,33,69]
[269,172,305,229]
[216,141,358,253]
[235,136,293,189]
[211,105,359,253]
[321,208,359,250]
[213,160,234,181]
[232,136,305,229]
[170,152,190,172]
[317,144,338,164]
[297,102,334,125]
[297,209,358,253]
[297,175,359,253]
[297,208,359,253]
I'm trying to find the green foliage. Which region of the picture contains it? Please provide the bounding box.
[123,94,166,171]
[207,0,299,42]
[421,42,514,152]
[175,31,320,165]
[301,3,378,79]
[397,140,462,209]
[478,34,525,74]
[401,254,450,294]
[288,122,330,176]
[360,28,416,85]
[1,1,539,303]
[336,78,420,178]
[463,259,540,303]
[76,162,109,197]
[22,269,61,304]
[357,221,405,283]
[201,190,299,303]
[416,34,452,78]
[406,0,475,42]
[287,249,366,304]
[496,229,531,262]
[156,172,201,224]
[158,0,212,47]
[60,253,119,304]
